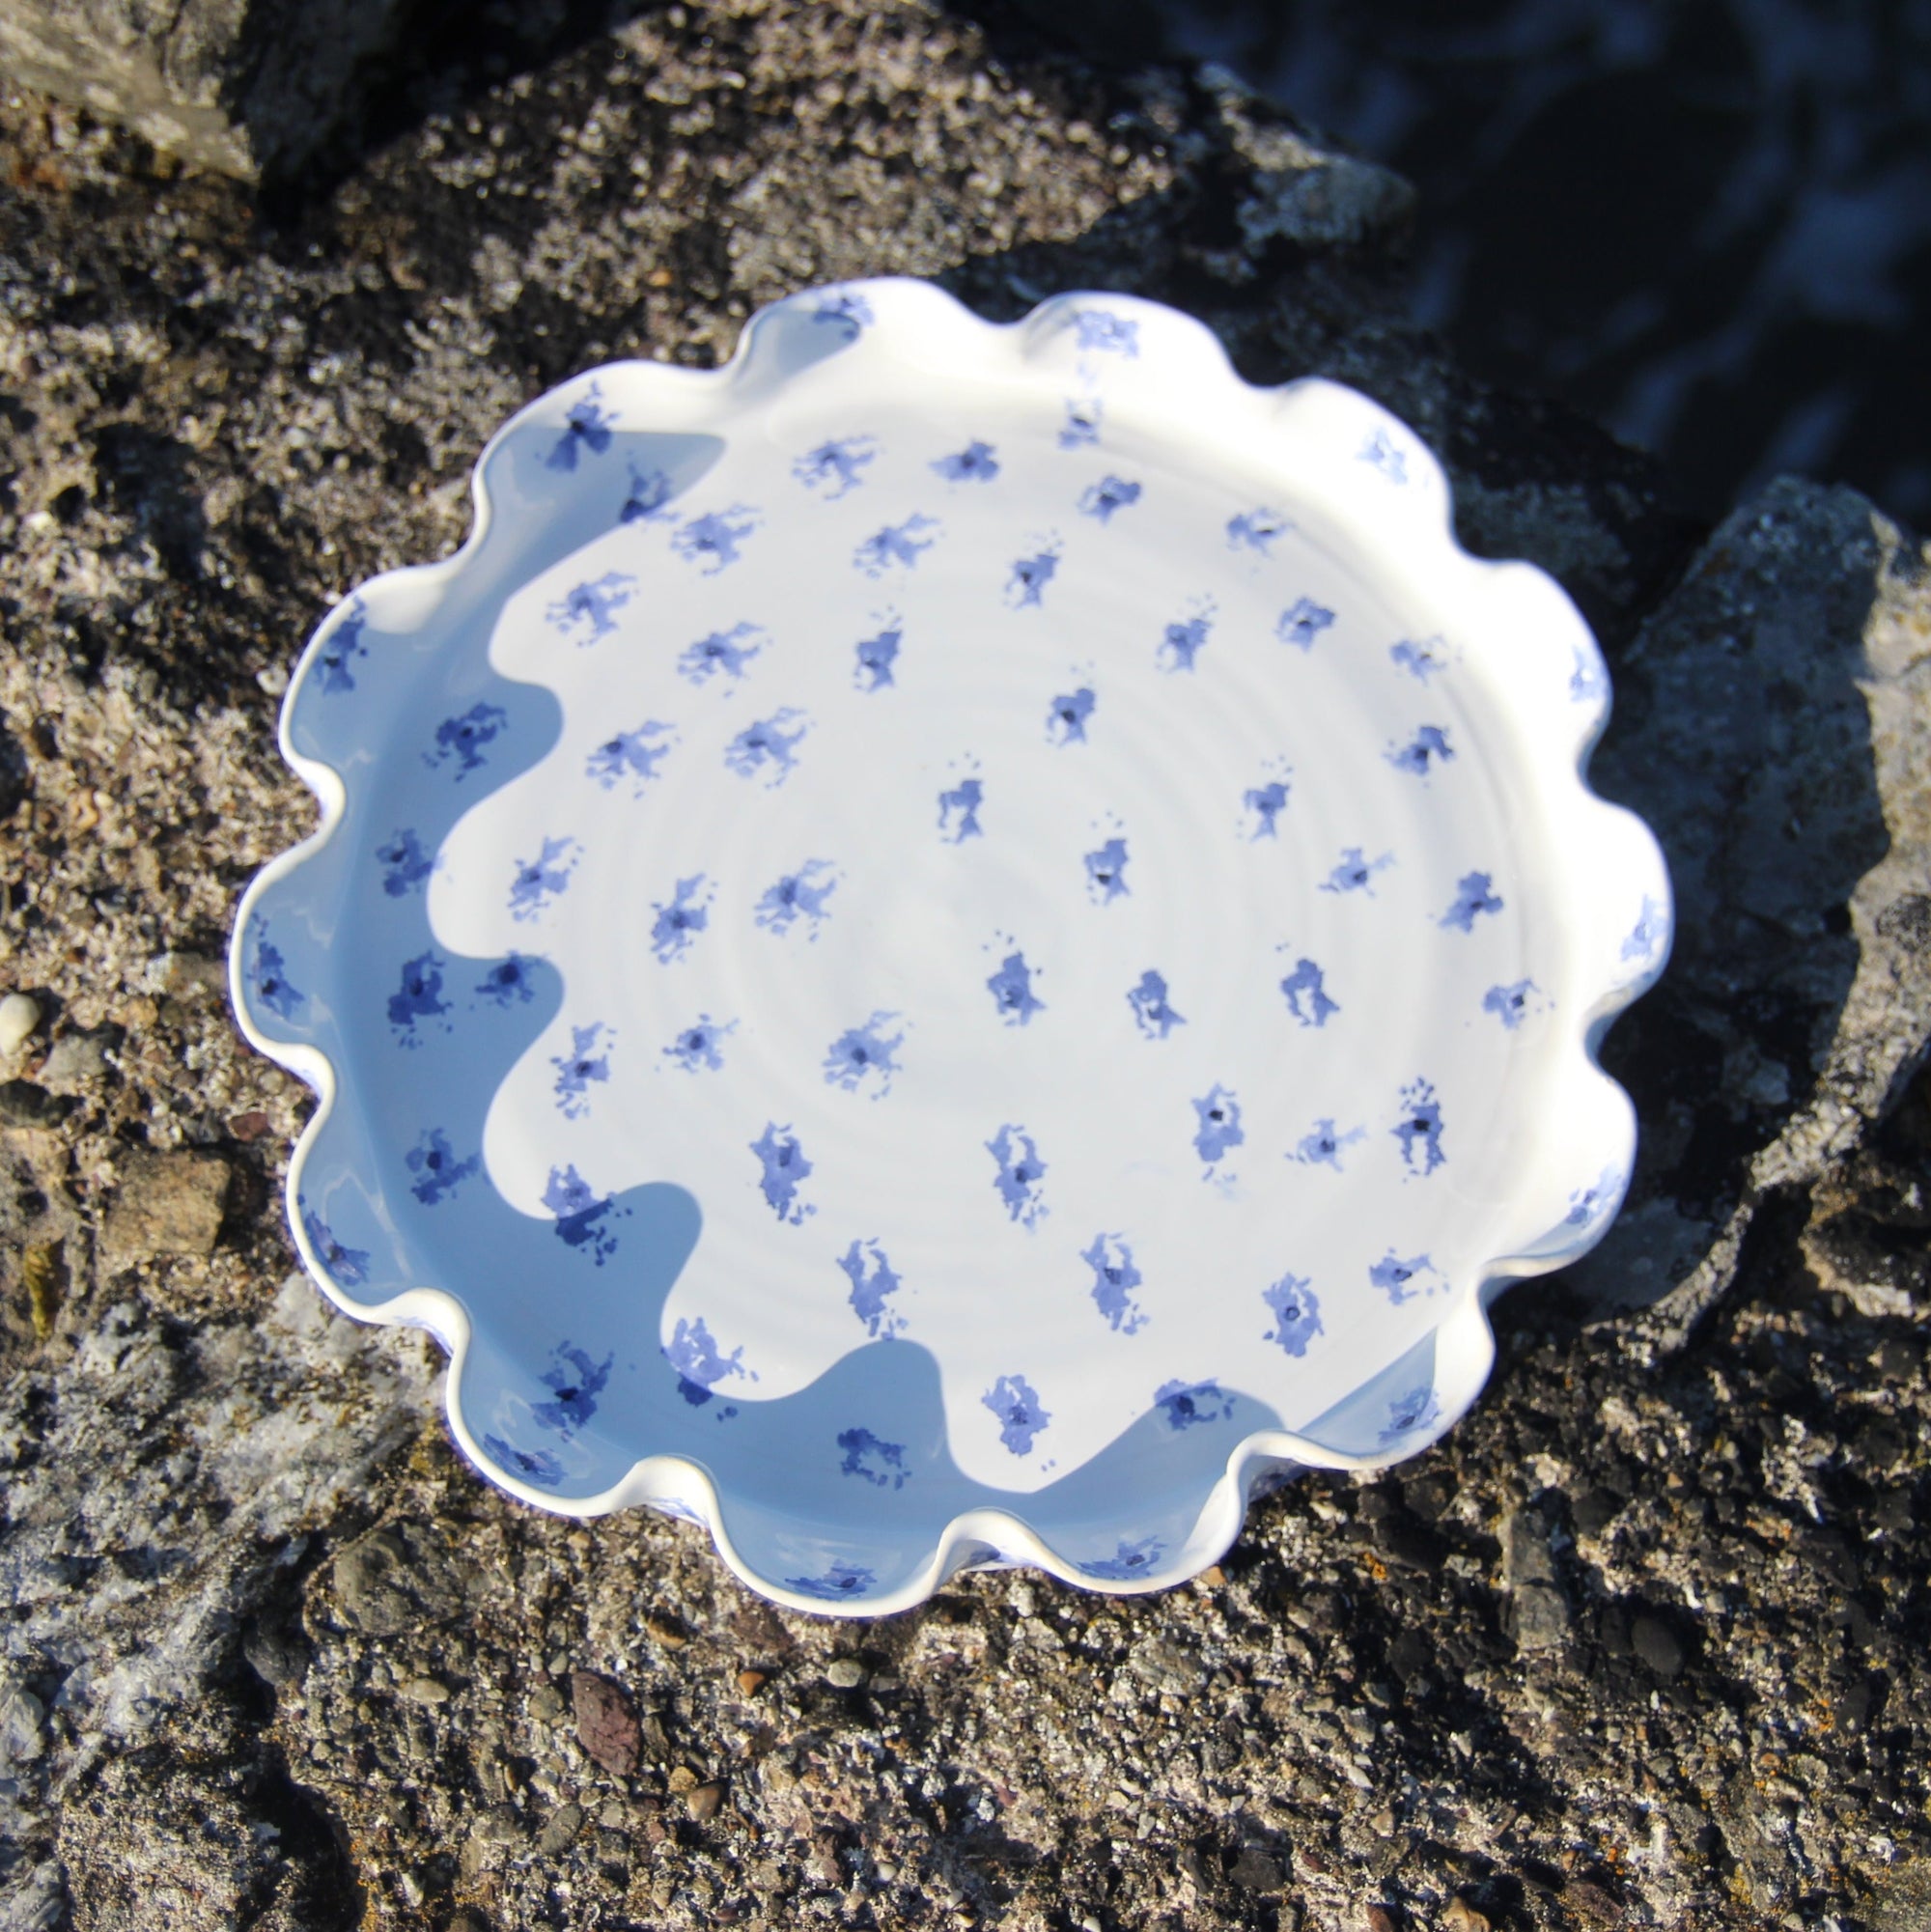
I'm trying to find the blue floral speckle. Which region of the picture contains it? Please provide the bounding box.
[620,462,673,523]
[755,860,838,938]
[987,950,1046,1026]
[1074,310,1139,356]
[1370,1250,1441,1303]
[509,836,578,922]
[785,1561,876,1602]
[1081,1233,1145,1333]
[544,1164,619,1264]
[813,290,874,337]
[1047,686,1095,745]
[1380,1385,1442,1444]
[663,1014,734,1073]
[551,1022,611,1118]
[987,1124,1048,1227]
[1084,835,1130,904]
[377,828,435,897]
[1227,508,1289,554]
[586,719,675,794]
[426,702,509,777]
[1154,1380,1235,1430]
[1006,546,1060,608]
[751,1122,814,1223]
[1192,1085,1245,1167]
[475,955,537,1006]
[1566,1165,1624,1227]
[678,621,765,686]
[1483,979,1543,1028]
[823,1010,904,1098]
[672,504,761,573]
[650,874,712,964]
[406,1128,479,1205]
[665,1315,745,1406]
[315,600,368,693]
[484,1435,564,1487]
[1158,603,1214,673]
[854,619,901,691]
[854,515,938,575]
[1078,475,1141,521]
[1441,870,1503,931]
[546,381,615,470]
[1387,725,1453,775]
[838,1427,910,1489]
[1244,775,1291,839]
[1080,1538,1163,1581]
[1279,957,1338,1028]
[1059,398,1103,448]
[983,1373,1049,1454]
[724,709,809,787]
[1292,1118,1364,1169]
[839,1239,905,1337]
[1622,894,1665,964]
[1127,969,1185,1039]
[546,570,636,644]
[249,923,306,1022]
[1276,597,1334,650]
[301,1206,370,1288]
[1262,1273,1323,1356]
[933,439,999,483]
[1359,426,1408,482]
[1390,636,1451,683]
[794,436,878,499]
[1570,644,1609,704]
[387,951,449,1037]
[1393,1078,1445,1175]
[533,1341,613,1434]
[938,773,983,843]
[1322,847,1392,896]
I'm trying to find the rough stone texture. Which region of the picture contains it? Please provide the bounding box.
[96,1143,229,1270]
[0,5,1926,1930]
[0,0,415,182]
[1574,479,1931,1346]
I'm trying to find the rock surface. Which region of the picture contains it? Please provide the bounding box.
[0,0,415,181]
[0,4,1925,1929]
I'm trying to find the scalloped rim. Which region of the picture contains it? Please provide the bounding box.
[231,278,1672,1615]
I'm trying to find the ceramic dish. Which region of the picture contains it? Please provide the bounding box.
[231,279,1670,1613]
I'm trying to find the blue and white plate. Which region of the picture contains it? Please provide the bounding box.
[231,280,1670,1612]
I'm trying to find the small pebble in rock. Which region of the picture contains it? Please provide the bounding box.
[400,1675,450,1705]
[528,1684,567,1723]
[646,1610,689,1648]
[570,1668,641,1777]
[737,1668,768,1696]
[1010,1582,1038,1616]
[38,1025,117,1092]
[1365,1907,1401,1932]
[99,1146,232,1271]
[1443,1900,1491,1932]
[667,1765,699,1793]
[0,993,40,1056]
[1631,1612,1686,1679]
[598,1800,630,1830]
[228,1109,271,1140]
[1196,1564,1227,1588]
[826,1657,867,1690]
[686,1780,724,1822]
[535,1802,585,1858]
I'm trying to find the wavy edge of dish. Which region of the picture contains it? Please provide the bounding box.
[230,277,1673,1615]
